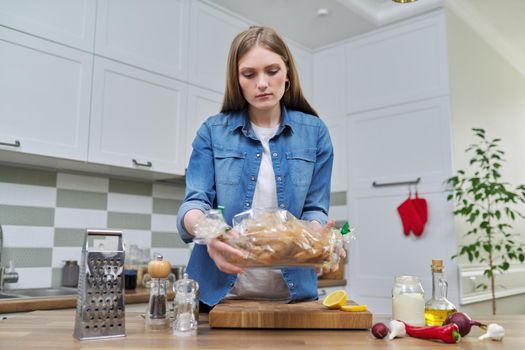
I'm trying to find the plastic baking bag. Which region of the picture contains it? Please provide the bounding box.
[193,208,356,268]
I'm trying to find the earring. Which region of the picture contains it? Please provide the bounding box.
[284,81,290,92]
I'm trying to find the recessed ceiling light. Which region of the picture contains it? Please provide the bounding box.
[317,8,329,17]
[392,0,418,3]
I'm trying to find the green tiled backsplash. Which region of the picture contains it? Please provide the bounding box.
[56,189,108,210]
[0,164,186,289]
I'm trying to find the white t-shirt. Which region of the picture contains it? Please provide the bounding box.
[226,122,290,301]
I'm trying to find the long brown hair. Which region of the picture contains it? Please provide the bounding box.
[221,26,318,117]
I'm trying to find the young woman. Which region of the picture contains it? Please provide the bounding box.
[177,26,342,311]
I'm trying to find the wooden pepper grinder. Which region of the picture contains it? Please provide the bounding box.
[144,254,171,330]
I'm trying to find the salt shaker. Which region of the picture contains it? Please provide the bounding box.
[173,273,199,335]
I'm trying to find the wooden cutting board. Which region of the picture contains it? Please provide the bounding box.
[209,299,372,329]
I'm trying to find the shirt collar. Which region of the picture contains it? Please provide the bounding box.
[227,104,294,137]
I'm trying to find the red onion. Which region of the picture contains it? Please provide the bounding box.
[371,322,389,339]
[443,312,487,337]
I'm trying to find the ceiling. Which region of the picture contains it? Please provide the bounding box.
[206,0,442,49]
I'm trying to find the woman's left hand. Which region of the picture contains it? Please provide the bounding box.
[310,220,346,275]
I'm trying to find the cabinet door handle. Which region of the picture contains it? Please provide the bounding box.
[132,159,152,168]
[0,140,21,148]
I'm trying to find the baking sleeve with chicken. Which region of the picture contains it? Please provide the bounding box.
[193,208,355,268]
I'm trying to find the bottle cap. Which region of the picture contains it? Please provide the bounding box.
[431,259,443,271]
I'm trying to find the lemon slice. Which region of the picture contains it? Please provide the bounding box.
[322,290,347,309]
[341,304,367,312]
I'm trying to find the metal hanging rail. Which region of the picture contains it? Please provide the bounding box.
[372,177,421,188]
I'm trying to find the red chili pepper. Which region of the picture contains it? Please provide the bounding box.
[401,322,461,344]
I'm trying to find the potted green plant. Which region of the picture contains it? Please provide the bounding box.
[447,128,525,314]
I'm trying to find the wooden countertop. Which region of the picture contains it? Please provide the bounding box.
[0,280,346,314]
[0,309,521,349]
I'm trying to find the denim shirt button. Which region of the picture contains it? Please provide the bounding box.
[245,202,250,207]
[250,176,255,181]
[276,176,282,182]
[279,203,285,208]
[272,152,278,157]
[288,282,294,288]
[256,153,261,158]
[229,282,234,287]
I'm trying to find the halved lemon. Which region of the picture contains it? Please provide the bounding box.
[322,290,347,309]
[341,304,367,312]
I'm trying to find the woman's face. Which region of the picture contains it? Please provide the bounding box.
[238,46,288,112]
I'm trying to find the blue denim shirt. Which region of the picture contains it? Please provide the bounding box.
[177,105,333,306]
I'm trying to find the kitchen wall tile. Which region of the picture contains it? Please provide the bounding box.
[149,247,190,266]
[330,191,347,206]
[6,267,52,289]
[151,213,177,232]
[121,229,152,249]
[109,178,152,196]
[152,183,185,199]
[2,247,52,267]
[54,228,86,247]
[0,205,54,226]
[108,212,151,230]
[56,173,109,192]
[0,183,56,207]
[107,192,152,214]
[151,231,186,248]
[54,207,107,229]
[56,189,107,210]
[152,198,181,215]
[2,226,54,248]
[51,247,82,268]
[0,164,188,289]
[51,267,62,287]
[0,165,56,187]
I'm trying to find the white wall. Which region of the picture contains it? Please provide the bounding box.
[448,9,525,314]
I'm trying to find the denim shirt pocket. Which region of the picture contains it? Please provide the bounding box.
[214,147,246,185]
[285,148,317,186]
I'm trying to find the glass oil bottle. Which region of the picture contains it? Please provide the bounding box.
[424,259,457,326]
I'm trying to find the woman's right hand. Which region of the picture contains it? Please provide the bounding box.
[207,234,245,274]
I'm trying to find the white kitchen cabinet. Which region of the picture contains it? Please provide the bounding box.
[0,0,96,51]
[188,1,250,93]
[0,27,92,161]
[185,86,223,166]
[345,89,457,315]
[313,45,346,122]
[347,97,453,194]
[345,12,448,115]
[321,11,458,314]
[89,57,187,175]
[326,120,348,193]
[95,0,189,81]
[345,96,456,309]
[287,42,313,103]
[347,189,458,314]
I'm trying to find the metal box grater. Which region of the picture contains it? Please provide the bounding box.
[73,230,126,340]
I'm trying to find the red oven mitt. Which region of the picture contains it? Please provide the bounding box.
[397,194,424,236]
[412,192,428,236]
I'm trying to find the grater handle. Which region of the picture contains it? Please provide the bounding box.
[85,229,124,250]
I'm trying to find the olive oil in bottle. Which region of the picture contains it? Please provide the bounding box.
[424,259,456,326]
